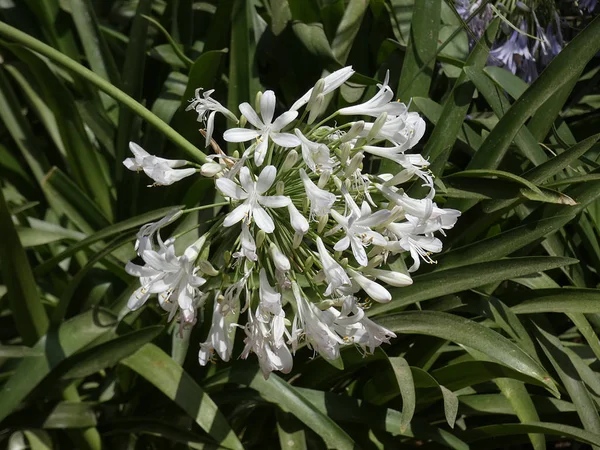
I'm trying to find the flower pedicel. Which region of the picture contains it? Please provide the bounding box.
[123,67,460,378]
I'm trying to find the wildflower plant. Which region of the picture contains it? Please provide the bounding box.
[123,67,460,378]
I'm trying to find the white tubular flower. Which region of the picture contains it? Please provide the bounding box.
[294,129,337,174]
[329,193,390,267]
[241,311,293,378]
[346,268,392,303]
[290,66,355,111]
[125,240,206,322]
[200,162,225,177]
[361,267,412,287]
[292,283,344,360]
[337,71,407,117]
[386,217,443,272]
[270,243,291,273]
[186,88,238,147]
[258,269,283,318]
[300,169,336,219]
[198,299,233,365]
[124,142,196,186]
[135,208,183,255]
[233,222,258,261]
[316,237,351,296]
[223,91,301,166]
[287,202,309,234]
[216,165,291,233]
[360,111,426,149]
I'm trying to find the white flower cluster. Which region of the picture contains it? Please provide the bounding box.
[123,67,460,378]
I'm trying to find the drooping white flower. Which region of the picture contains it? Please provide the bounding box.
[125,239,206,322]
[386,216,443,272]
[359,111,426,149]
[315,237,351,297]
[291,283,344,360]
[299,169,336,219]
[287,202,309,235]
[186,88,238,146]
[233,222,258,261]
[135,208,183,255]
[124,142,196,185]
[198,297,233,365]
[223,91,301,165]
[290,66,355,111]
[337,71,407,117]
[294,129,337,174]
[216,165,291,233]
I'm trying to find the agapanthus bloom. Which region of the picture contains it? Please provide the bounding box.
[123,67,460,378]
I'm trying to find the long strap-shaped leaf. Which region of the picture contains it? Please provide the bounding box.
[121,344,244,450]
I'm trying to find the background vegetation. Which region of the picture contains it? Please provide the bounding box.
[1,0,600,448]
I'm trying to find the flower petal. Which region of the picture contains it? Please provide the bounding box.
[271,111,298,131]
[260,90,276,125]
[271,131,301,148]
[223,128,261,142]
[239,166,254,193]
[256,165,277,194]
[254,135,269,166]
[253,205,275,233]
[239,102,264,129]
[216,177,247,200]
[224,203,250,227]
[259,195,291,208]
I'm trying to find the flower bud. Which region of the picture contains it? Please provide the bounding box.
[270,243,290,272]
[316,299,335,310]
[344,152,364,178]
[342,121,364,142]
[239,115,247,128]
[363,267,412,287]
[200,162,223,177]
[293,231,304,249]
[304,255,314,271]
[307,79,325,110]
[317,214,328,233]
[307,93,325,124]
[281,149,298,173]
[198,259,219,276]
[223,251,231,264]
[232,150,240,159]
[340,257,348,268]
[256,230,266,249]
[366,112,388,141]
[348,268,392,303]
[339,142,352,163]
[276,180,285,196]
[255,91,263,113]
[288,203,309,234]
[317,171,330,188]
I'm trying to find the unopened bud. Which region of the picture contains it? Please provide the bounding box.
[340,257,348,268]
[276,180,285,196]
[270,243,291,272]
[293,231,304,249]
[317,171,330,188]
[316,299,335,310]
[342,121,365,142]
[198,259,219,276]
[307,94,325,124]
[200,162,223,177]
[366,112,388,141]
[223,251,231,264]
[239,115,247,128]
[317,214,328,233]
[255,91,263,113]
[304,255,314,271]
[281,149,298,173]
[339,142,352,162]
[232,150,240,159]
[307,79,325,109]
[256,230,266,249]
[344,152,364,178]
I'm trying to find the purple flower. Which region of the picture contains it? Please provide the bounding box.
[489,21,535,80]
[455,0,494,44]
[579,0,597,13]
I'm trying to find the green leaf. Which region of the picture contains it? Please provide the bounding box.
[374,311,558,395]
[389,356,415,431]
[276,410,307,450]
[511,289,600,314]
[440,385,459,429]
[121,344,244,450]
[369,256,577,314]
[291,22,339,67]
[0,188,48,345]
[330,0,369,64]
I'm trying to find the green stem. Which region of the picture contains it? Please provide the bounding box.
[182,201,230,213]
[0,21,207,164]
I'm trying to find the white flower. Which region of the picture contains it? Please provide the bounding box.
[360,111,426,149]
[300,169,336,219]
[186,88,238,146]
[316,237,351,297]
[290,66,355,111]
[287,202,309,234]
[198,298,233,365]
[346,268,392,303]
[329,192,390,267]
[223,91,301,165]
[135,208,182,255]
[123,142,196,185]
[337,71,407,117]
[386,216,443,272]
[216,165,291,233]
[291,283,344,360]
[233,222,258,261]
[361,267,412,287]
[126,240,206,322]
[258,269,283,318]
[294,129,337,174]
